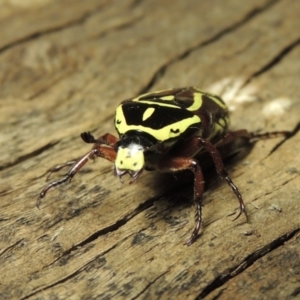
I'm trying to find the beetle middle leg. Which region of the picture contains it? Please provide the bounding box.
[158,156,205,245]
[195,137,247,220]
[172,135,247,221]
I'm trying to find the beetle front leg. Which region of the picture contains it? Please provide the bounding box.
[158,157,205,245]
[44,132,119,180]
[81,132,119,147]
[37,133,118,208]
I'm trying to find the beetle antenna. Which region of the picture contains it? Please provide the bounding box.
[81,132,96,144]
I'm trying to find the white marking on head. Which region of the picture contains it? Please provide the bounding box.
[115,144,145,172]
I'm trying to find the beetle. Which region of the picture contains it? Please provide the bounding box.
[38,87,292,245]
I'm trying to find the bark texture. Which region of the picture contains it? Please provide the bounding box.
[0,0,299,299]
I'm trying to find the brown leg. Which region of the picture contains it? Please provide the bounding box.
[216,129,292,147]
[45,160,78,180]
[158,156,205,245]
[81,132,119,147]
[172,135,247,221]
[196,137,247,220]
[45,132,119,179]
[173,128,293,223]
[213,129,293,160]
[37,133,118,207]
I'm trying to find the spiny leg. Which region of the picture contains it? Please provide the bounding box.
[196,137,247,220]
[44,132,119,180]
[213,129,294,164]
[37,132,118,208]
[186,160,205,246]
[45,160,77,181]
[172,135,247,221]
[38,149,99,208]
[217,129,293,147]
[158,156,205,245]
[183,129,294,219]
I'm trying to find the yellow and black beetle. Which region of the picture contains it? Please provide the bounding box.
[38,87,293,245]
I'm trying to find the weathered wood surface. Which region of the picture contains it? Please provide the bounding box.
[0,0,299,299]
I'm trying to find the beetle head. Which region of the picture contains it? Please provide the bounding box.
[114,131,157,183]
[114,143,145,183]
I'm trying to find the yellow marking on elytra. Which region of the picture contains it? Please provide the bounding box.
[192,87,227,111]
[133,100,180,109]
[142,107,155,121]
[208,94,227,109]
[160,95,175,101]
[213,123,224,136]
[115,105,201,141]
[211,117,229,138]
[132,89,168,101]
[218,118,228,128]
[185,92,202,111]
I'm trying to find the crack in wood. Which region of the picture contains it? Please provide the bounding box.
[73,194,158,246]
[0,1,139,55]
[20,257,102,299]
[130,0,145,9]
[245,37,300,85]
[196,228,300,299]
[39,193,164,270]
[131,270,169,300]
[290,286,300,297]
[137,0,280,95]
[26,71,76,101]
[267,121,300,156]
[0,141,59,171]
[0,239,24,257]
[21,236,136,299]
[0,5,100,53]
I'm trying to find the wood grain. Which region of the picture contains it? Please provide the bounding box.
[0,0,299,299]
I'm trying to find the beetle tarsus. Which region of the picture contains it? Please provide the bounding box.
[186,201,202,246]
[37,173,73,208]
[81,131,96,144]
